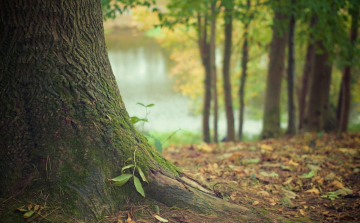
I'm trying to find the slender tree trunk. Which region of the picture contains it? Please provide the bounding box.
[339,4,359,132]
[261,11,287,139]
[210,0,218,142]
[304,41,332,132]
[299,43,313,131]
[286,0,296,135]
[222,0,236,142]
[197,14,212,143]
[238,0,251,141]
[0,1,249,221]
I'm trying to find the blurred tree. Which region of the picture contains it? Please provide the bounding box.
[210,0,219,142]
[261,1,287,139]
[298,17,316,131]
[222,0,236,142]
[238,0,251,141]
[158,0,220,142]
[286,0,296,135]
[339,1,359,132]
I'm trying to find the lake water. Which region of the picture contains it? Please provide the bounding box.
[105,30,262,139]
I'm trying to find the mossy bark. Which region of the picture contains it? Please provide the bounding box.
[0,0,249,221]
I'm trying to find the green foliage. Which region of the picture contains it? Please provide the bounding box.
[101,0,156,20]
[110,152,148,197]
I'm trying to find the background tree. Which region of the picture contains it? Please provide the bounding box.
[0,0,248,221]
[286,0,296,135]
[298,17,316,131]
[238,0,251,141]
[261,1,287,139]
[222,0,236,142]
[210,0,219,142]
[339,1,359,132]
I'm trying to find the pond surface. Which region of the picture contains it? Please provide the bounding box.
[105,29,262,138]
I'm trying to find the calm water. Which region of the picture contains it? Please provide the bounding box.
[105,30,262,138]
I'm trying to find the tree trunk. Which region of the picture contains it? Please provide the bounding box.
[197,14,212,143]
[339,4,359,132]
[304,41,332,132]
[261,11,287,139]
[286,0,296,135]
[0,1,248,221]
[298,18,316,131]
[238,0,251,141]
[222,0,236,142]
[210,0,218,142]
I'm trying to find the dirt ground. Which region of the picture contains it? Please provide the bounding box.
[113,132,360,223]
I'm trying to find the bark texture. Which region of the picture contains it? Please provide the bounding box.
[0,0,249,221]
[222,0,236,142]
[261,11,287,139]
[197,14,212,143]
[238,0,250,141]
[286,0,296,135]
[339,4,359,132]
[304,41,332,132]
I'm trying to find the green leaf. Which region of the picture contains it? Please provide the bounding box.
[121,164,134,172]
[130,116,141,125]
[111,174,132,186]
[23,210,35,218]
[154,138,163,153]
[136,102,146,107]
[137,166,148,183]
[146,103,155,107]
[260,171,279,177]
[134,176,145,197]
[300,170,315,178]
[124,157,133,164]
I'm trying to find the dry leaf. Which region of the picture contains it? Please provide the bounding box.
[153,214,169,222]
[283,177,293,185]
[328,180,344,189]
[252,200,259,205]
[299,209,306,216]
[305,187,320,195]
[261,144,274,151]
[289,160,299,166]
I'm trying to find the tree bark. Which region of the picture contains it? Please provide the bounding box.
[286,0,296,135]
[261,11,287,139]
[0,1,249,221]
[298,18,316,131]
[197,14,212,143]
[222,0,236,142]
[339,4,359,132]
[304,41,332,132]
[210,0,218,142]
[238,0,251,141]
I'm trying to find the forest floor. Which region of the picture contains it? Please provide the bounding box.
[108,132,360,223]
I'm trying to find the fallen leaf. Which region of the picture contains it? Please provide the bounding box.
[299,209,306,216]
[153,214,169,222]
[289,160,300,166]
[252,200,259,205]
[257,191,270,196]
[261,144,274,151]
[198,143,213,153]
[305,187,320,195]
[283,177,293,185]
[328,180,344,189]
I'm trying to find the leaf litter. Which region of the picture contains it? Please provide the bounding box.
[103,132,359,222]
[161,132,360,222]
